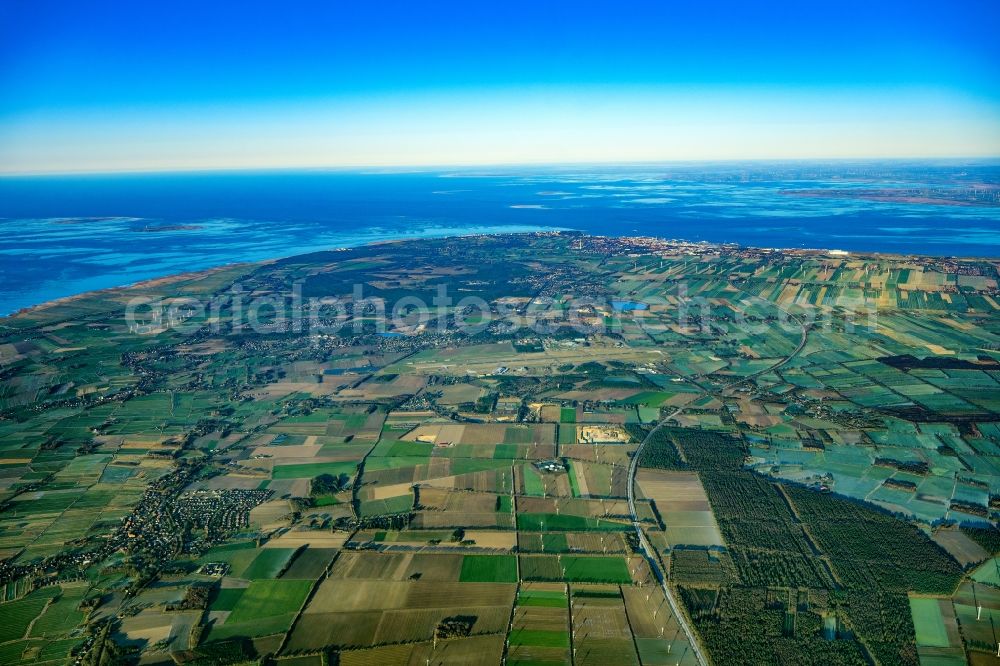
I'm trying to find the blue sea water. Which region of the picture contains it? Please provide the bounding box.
[1,162,998,315]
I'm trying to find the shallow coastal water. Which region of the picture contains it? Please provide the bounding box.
[1,163,998,314]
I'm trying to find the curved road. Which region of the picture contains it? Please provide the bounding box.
[627,405,708,666]
[625,307,810,666]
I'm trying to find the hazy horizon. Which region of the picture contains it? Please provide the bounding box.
[2,1,999,174]
[3,155,1000,179]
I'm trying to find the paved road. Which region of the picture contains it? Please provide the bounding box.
[627,406,708,666]
[624,307,810,666]
[749,310,810,379]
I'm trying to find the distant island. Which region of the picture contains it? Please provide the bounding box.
[783,186,1000,207]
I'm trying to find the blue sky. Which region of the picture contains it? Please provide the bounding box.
[1,0,998,173]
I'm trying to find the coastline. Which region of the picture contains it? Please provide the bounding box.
[0,261,260,320]
[4,166,1000,316]
[4,229,999,322]
[0,225,567,319]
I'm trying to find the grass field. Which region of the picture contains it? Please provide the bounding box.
[520,532,570,553]
[517,589,566,608]
[909,597,950,647]
[566,461,582,497]
[282,547,337,579]
[508,628,570,648]
[241,548,298,579]
[226,579,313,624]
[272,461,357,480]
[517,512,629,532]
[209,588,245,612]
[493,443,520,458]
[561,556,632,583]
[970,557,1000,586]
[522,467,546,496]
[0,587,60,643]
[197,540,258,568]
[620,391,673,406]
[28,586,86,638]
[460,555,518,583]
[209,613,301,642]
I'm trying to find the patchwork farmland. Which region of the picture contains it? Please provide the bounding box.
[1,233,999,664]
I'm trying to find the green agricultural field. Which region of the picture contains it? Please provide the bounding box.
[209,588,245,612]
[197,541,260,574]
[460,554,518,583]
[28,586,87,638]
[620,391,672,406]
[517,589,567,608]
[451,458,514,475]
[908,596,950,648]
[970,557,1000,586]
[508,629,570,648]
[517,512,629,532]
[560,556,632,583]
[493,443,520,458]
[522,466,546,496]
[357,493,414,517]
[3,232,1000,663]
[271,461,358,479]
[240,548,299,579]
[520,532,570,553]
[37,637,82,662]
[225,579,313,624]
[0,587,61,643]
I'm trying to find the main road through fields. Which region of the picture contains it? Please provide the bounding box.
[626,405,708,666]
[625,304,810,666]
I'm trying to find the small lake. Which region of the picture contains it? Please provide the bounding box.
[611,300,649,311]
